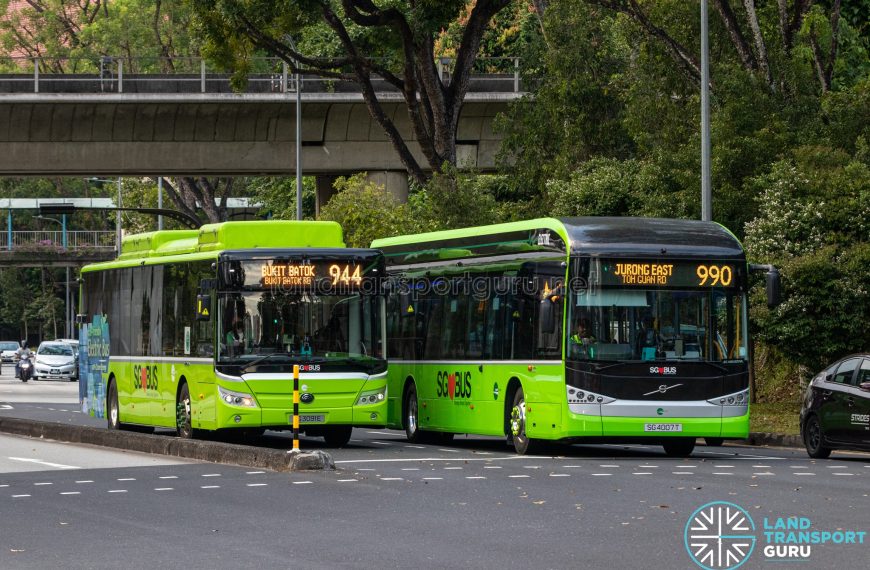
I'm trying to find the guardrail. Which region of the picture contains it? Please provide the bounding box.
[0,56,526,94]
[0,231,116,251]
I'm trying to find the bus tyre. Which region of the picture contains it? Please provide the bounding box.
[323,426,353,447]
[704,437,724,447]
[662,438,696,457]
[176,383,194,439]
[804,415,832,459]
[404,383,422,443]
[107,380,123,431]
[509,387,541,455]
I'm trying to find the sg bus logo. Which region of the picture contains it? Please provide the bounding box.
[436,371,472,400]
[132,364,159,392]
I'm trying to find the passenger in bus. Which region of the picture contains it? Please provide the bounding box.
[636,316,659,360]
[569,319,595,358]
[226,321,245,357]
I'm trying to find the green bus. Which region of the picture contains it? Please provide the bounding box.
[78,221,387,446]
[373,217,777,456]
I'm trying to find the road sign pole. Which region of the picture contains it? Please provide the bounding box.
[293,364,300,451]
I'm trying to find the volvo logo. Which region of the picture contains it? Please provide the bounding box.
[643,383,684,397]
[300,393,315,404]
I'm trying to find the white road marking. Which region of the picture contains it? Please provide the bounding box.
[599,464,619,468]
[713,465,735,468]
[638,465,660,468]
[365,431,394,435]
[466,476,486,480]
[292,481,312,485]
[549,474,570,477]
[8,457,79,470]
[753,472,775,476]
[0,485,7,488]
[75,480,94,484]
[246,471,265,475]
[380,477,403,481]
[334,456,545,465]
[590,473,612,477]
[404,445,425,449]
[107,490,127,493]
[11,494,30,498]
[832,473,854,476]
[337,479,358,482]
[0,404,12,410]
[33,482,53,486]
[673,471,695,475]
[201,486,220,489]
[117,478,136,481]
[60,491,80,495]
[713,472,735,475]
[423,477,443,481]
[401,468,420,471]
[508,475,530,478]
[753,465,772,468]
[633,472,652,475]
[159,476,178,479]
[246,483,268,487]
[483,466,502,469]
[794,473,815,476]
[201,474,221,477]
[523,466,541,469]
[371,441,391,445]
[438,449,460,453]
[356,469,375,472]
[827,466,847,469]
[154,487,173,491]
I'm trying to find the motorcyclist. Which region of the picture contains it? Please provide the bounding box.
[15,341,32,378]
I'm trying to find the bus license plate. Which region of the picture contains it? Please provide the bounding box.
[644,423,682,432]
[296,414,325,424]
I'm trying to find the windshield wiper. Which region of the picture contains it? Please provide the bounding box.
[238,353,293,373]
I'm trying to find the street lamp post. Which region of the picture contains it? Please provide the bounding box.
[117,177,122,255]
[36,214,72,338]
[700,0,712,222]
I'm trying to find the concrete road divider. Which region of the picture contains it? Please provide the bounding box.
[0,417,335,472]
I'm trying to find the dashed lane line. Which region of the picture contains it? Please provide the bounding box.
[201,474,221,477]
[246,483,268,487]
[292,481,312,485]
[673,471,695,475]
[33,482,52,486]
[59,491,80,495]
[508,475,530,478]
[337,479,358,482]
[549,474,570,477]
[159,476,178,479]
[423,477,443,481]
[246,471,265,475]
[117,478,136,481]
[107,490,127,493]
[75,480,94,484]
[11,494,30,498]
[201,486,220,489]
[154,488,173,491]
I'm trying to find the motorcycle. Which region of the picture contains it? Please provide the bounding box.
[18,356,33,382]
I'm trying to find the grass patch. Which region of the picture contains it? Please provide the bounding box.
[751,402,801,435]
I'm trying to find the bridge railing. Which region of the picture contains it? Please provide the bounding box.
[0,55,526,94]
[0,231,116,251]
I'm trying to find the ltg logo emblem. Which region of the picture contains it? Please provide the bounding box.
[685,501,756,569]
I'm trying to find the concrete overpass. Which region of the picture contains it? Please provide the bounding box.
[0,57,526,194]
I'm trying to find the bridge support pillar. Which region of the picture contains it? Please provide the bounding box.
[315,171,409,216]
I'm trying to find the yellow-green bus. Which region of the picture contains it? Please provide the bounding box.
[374,217,778,456]
[78,221,386,446]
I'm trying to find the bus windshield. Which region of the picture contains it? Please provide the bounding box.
[217,290,384,368]
[567,288,747,363]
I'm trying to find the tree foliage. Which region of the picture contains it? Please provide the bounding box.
[191,0,513,184]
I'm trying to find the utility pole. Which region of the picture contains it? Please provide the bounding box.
[116,177,122,255]
[157,177,164,231]
[700,0,712,222]
[295,63,303,221]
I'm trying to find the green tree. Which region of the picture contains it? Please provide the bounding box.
[191,0,513,184]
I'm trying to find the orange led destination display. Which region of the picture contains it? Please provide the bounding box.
[258,262,362,288]
[601,261,736,288]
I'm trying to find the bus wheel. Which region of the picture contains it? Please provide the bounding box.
[404,383,422,442]
[704,437,724,447]
[662,438,696,457]
[804,415,832,459]
[107,380,123,431]
[323,426,353,447]
[509,387,540,455]
[176,383,194,439]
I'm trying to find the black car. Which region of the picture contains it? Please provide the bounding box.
[800,354,870,458]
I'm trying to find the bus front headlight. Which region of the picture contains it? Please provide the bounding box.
[218,386,257,408]
[356,386,387,406]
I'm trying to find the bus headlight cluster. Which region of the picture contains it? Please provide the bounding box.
[566,386,614,405]
[357,387,387,406]
[218,386,257,408]
[708,389,749,406]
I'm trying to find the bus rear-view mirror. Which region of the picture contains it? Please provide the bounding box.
[766,268,781,308]
[539,299,555,334]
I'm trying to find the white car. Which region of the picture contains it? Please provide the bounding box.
[34,341,78,382]
[0,341,20,363]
